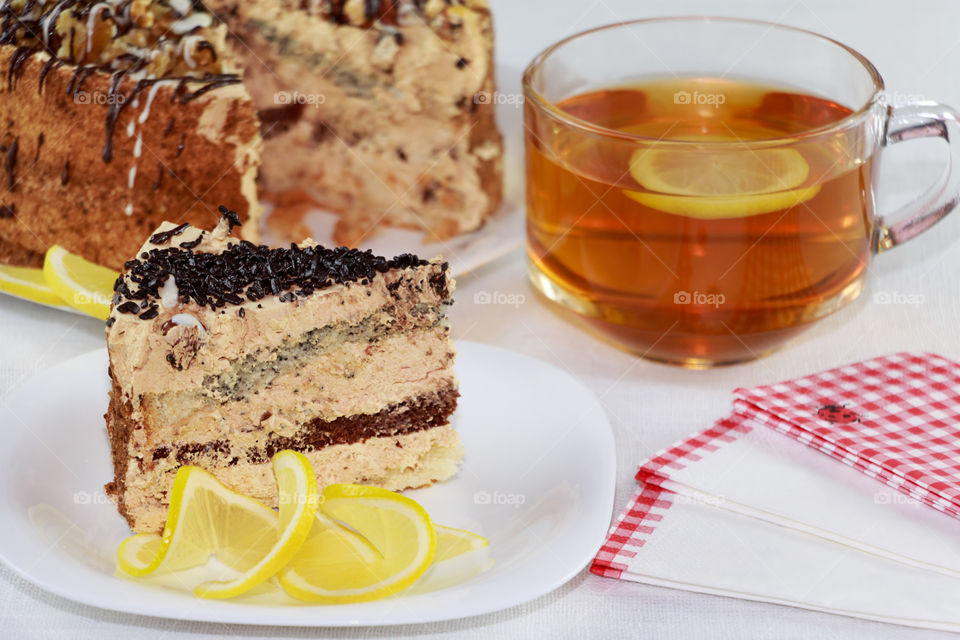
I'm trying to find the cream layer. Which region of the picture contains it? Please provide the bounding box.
[135,325,456,446]
[122,424,463,533]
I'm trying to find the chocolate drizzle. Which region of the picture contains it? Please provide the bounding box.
[151,164,164,190]
[101,72,128,162]
[112,207,433,315]
[65,64,96,95]
[7,46,31,89]
[4,136,17,190]
[37,57,61,94]
[171,73,242,104]
[0,1,241,165]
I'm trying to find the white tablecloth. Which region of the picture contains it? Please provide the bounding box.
[3,0,960,637]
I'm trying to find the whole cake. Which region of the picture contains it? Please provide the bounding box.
[0,0,502,270]
[206,0,503,245]
[0,0,262,270]
[104,209,462,533]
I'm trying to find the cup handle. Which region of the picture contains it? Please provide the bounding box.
[877,103,960,252]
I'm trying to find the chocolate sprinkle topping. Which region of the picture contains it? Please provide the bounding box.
[139,306,159,320]
[179,232,204,250]
[112,206,435,315]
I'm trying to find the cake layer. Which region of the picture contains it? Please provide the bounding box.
[139,325,455,443]
[147,382,457,468]
[117,424,463,533]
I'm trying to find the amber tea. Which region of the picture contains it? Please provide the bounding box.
[525,77,875,366]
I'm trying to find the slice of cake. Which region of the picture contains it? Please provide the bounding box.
[205,0,503,245]
[0,0,261,271]
[105,208,461,533]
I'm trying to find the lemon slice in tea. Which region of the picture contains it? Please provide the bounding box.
[625,142,820,218]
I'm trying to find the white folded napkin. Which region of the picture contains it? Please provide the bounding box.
[599,481,960,632]
[640,416,960,577]
[593,353,960,631]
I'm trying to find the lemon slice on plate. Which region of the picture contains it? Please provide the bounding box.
[42,245,119,319]
[625,143,821,218]
[0,264,68,308]
[407,525,492,595]
[117,450,318,599]
[434,524,489,562]
[278,484,437,603]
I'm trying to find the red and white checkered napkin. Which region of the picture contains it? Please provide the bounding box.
[734,351,960,519]
[591,352,960,632]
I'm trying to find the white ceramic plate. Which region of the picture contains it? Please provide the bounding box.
[0,341,615,626]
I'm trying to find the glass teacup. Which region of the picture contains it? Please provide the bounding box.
[523,17,959,367]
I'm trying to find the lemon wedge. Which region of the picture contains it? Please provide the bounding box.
[278,484,436,603]
[625,144,821,219]
[42,245,119,319]
[0,264,68,308]
[117,450,318,599]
